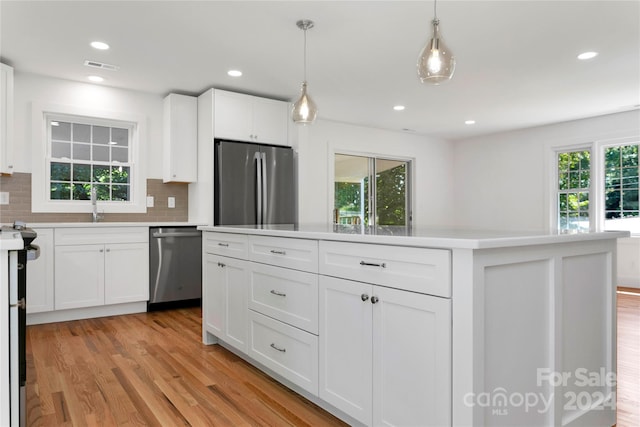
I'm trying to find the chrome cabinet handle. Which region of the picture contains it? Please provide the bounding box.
[218,242,229,247]
[217,262,225,267]
[360,261,386,268]
[361,294,369,302]
[270,343,286,353]
[270,290,286,297]
[270,250,286,255]
[10,298,26,310]
[371,296,379,304]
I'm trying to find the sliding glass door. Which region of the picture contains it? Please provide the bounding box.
[334,153,411,227]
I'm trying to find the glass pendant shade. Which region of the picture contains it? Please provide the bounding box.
[292,81,318,123]
[417,19,456,84]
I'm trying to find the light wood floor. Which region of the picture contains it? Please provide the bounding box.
[617,289,640,427]
[25,308,347,426]
[25,291,640,426]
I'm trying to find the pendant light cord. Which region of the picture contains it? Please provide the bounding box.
[303,27,308,82]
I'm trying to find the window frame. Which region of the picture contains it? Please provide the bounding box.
[330,149,414,229]
[595,137,640,234]
[31,102,147,213]
[550,136,640,235]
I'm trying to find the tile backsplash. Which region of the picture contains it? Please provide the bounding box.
[0,172,189,224]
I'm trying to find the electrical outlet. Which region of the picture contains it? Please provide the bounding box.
[168,196,175,208]
[0,192,9,205]
[146,196,154,208]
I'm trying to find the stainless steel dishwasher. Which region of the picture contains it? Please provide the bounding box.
[149,226,202,309]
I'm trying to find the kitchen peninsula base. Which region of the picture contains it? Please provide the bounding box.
[200,225,626,427]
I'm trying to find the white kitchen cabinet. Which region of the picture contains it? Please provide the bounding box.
[214,90,289,146]
[26,228,54,313]
[163,93,197,183]
[319,275,451,427]
[104,243,149,304]
[0,63,14,175]
[55,244,105,310]
[54,227,149,310]
[203,253,249,353]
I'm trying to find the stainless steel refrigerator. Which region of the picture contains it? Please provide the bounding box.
[214,140,296,225]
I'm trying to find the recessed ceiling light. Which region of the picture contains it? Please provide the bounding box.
[90,41,110,50]
[577,51,598,60]
[465,120,476,125]
[227,70,243,77]
[393,105,405,111]
[87,75,104,83]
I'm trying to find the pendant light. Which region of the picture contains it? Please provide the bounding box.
[292,19,318,124]
[417,0,456,84]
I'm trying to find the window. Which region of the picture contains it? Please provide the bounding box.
[554,140,640,234]
[31,102,146,213]
[333,153,412,227]
[602,142,639,232]
[48,117,133,202]
[556,149,591,233]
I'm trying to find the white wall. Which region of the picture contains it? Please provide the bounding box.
[452,109,640,287]
[12,72,164,178]
[296,119,455,228]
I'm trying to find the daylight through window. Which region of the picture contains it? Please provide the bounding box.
[48,117,133,202]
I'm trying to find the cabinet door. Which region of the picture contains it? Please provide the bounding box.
[163,93,197,183]
[203,254,249,353]
[252,97,289,146]
[104,243,149,305]
[26,228,55,313]
[214,90,253,141]
[319,276,373,425]
[203,253,225,337]
[0,63,14,174]
[372,287,451,427]
[55,244,105,310]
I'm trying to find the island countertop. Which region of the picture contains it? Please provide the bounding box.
[198,224,630,250]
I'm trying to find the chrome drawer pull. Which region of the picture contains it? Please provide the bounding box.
[217,262,226,267]
[270,249,287,255]
[270,290,287,297]
[270,343,286,353]
[360,261,387,268]
[217,243,229,247]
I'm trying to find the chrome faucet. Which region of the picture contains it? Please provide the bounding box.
[91,187,103,222]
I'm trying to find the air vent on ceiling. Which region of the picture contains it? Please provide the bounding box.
[83,60,119,71]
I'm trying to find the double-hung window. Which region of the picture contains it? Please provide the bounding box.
[48,116,133,202]
[554,140,640,234]
[31,103,146,213]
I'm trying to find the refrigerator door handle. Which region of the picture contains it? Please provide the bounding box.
[255,151,263,225]
[261,152,268,225]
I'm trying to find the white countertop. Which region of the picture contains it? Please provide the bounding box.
[5,222,204,229]
[0,230,24,250]
[198,224,630,249]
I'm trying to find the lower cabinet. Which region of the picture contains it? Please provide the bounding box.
[55,242,149,310]
[319,275,452,427]
[26,228,54,314]
[203,253,249,353]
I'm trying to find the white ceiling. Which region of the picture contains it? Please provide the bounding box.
[1,0,639,140]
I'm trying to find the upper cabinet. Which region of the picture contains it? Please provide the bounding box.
[163,93,197,183]
[214,90,289,146]
[0,63,14,175]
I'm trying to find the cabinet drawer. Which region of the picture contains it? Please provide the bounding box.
[203,232,248,259]
[249,263,318,334]
[249,235,318,273]
[249,311,318,395]
[55,227,148,245]
[319,241,451,298]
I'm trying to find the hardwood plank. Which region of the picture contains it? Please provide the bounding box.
[617,290,640,427]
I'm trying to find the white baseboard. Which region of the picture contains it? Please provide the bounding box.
[26,301,147,325]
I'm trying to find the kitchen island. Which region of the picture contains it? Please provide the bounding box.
[199,224,628,427]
